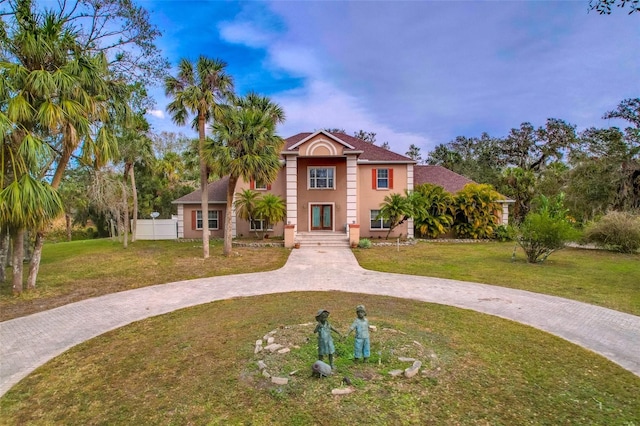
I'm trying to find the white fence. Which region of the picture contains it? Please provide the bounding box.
[134,219,178,240]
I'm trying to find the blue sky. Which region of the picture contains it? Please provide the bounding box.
[143,0,639,156]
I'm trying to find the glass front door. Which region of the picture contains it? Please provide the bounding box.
[311,204,333,231]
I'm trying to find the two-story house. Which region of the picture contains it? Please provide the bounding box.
[172,130,510,247]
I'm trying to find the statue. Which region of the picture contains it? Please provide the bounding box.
[314,309,341,368]
[347,304,370,362]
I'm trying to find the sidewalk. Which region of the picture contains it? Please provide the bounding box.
[1,247,639,396]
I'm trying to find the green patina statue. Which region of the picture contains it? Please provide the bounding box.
[347,304,370,362]
[314,309,342,368]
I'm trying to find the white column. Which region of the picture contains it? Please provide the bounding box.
[346,155,358,226]
[177,204,184,238]
[286,155,298,229]
[407,163,414,239]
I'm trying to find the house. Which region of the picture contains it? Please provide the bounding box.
[172,130,510,247]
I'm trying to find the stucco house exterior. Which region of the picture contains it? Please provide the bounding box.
[172,130,510,247]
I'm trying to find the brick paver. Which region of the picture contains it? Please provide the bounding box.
[1,247,639,396]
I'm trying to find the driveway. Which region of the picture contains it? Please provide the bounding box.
[1,247,639,396]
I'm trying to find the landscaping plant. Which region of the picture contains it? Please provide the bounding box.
[584,210,640,253]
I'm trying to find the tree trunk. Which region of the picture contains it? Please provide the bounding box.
[66,213,72,241]
[12,229,24,294]
[129,165,138,243]
[0,227,8,283]
[198,112,210,259]
[224,175,239,256]
[27,231,45,290]
[122,181,129,249]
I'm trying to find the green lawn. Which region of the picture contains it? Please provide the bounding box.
[0,239,289,321]
[2,292,638,425]
[354,241,640,316]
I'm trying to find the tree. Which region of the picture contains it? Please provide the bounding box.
[254,193,286,238]
[377,193,412,239]
[234,189,261,238]
[405,144,422,163]
[516,194,579,263]
[412,184,454,238]
[589,0,640,14]
[452,183,501,239]
[165,56,234,259]
[353,130,377,143]
[210,95,284,256]
[500,167,536,223]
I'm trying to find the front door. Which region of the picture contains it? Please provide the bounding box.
[311,204,333,231]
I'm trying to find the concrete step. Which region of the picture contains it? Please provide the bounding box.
[296,232,350,248]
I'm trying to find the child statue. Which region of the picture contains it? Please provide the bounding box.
[314,309,341,368]
[347,304,370,362]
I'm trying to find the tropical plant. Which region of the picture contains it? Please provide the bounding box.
[584,211,640,253]
[411,184,454,238]
[165,56,234,259]
[452,183,501,239]
[234,189,261,238]
[377,193,413,239]
[209,94,285,255]
[254,193,286,238]
[515,194,580,263]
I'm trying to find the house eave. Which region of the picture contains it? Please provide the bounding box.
[289,130,356,151]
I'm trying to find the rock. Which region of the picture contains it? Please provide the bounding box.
[257,360,267,370]
[388,369,404,377]
[262,369,271,378]
[398,357,416,362]
[264,343,283,352]
[369,325,377,332]
[277,347,290,354]
[267,337,275,345]
[332,388,354,395]
[271,376,288,385]
[289,370,299,376]
[413,340,423,347]
[312,360,332,377]
[254,341,263,354]
[404,360,422,378]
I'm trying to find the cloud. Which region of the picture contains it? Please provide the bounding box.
[147,109,165,119]
[218,21,272,48]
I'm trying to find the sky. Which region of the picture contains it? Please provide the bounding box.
[142,0,639,157]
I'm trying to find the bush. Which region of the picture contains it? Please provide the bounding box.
[493,225,516,242]
[358,238,372,249]
[517,212,580,263]
[584,211,640,253]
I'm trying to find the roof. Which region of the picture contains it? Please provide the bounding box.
[172,176,229,204]
[285,131,414,163]
[413,165,475,193]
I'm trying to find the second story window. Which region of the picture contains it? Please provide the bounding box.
[372,168,394,189]
[309,167,335,189]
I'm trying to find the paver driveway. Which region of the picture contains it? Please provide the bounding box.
[1,246,639,396]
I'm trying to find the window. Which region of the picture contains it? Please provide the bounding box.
[196,210,220,230]
[370,210,391,230]
[309,167,335,189]
[372,168,393,189]
[250,218,273,231]
[250,180,269,190]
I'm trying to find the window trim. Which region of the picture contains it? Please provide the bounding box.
[370,209,391,230]
[372,168,394,190]
[308,166,336,190]
[195,209,220,230]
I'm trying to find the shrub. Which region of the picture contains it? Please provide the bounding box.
[493,225,516,242]
[452,183,501,239]
[516,194,580,263]
[358,238,372,249]
[584,211,640,253]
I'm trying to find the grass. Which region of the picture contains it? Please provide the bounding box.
[353,241,640,316]
[1,292,638,425]
[0,239,289,321]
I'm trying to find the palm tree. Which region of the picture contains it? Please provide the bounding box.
[210,97,284,256]
[165,56,233,259]
[234,189,261,238]
[254,193,286,238]
[377,193,413,239]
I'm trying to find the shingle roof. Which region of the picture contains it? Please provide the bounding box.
[285,131,414,162]
[413,165,475,194]
[172,176,229,204]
